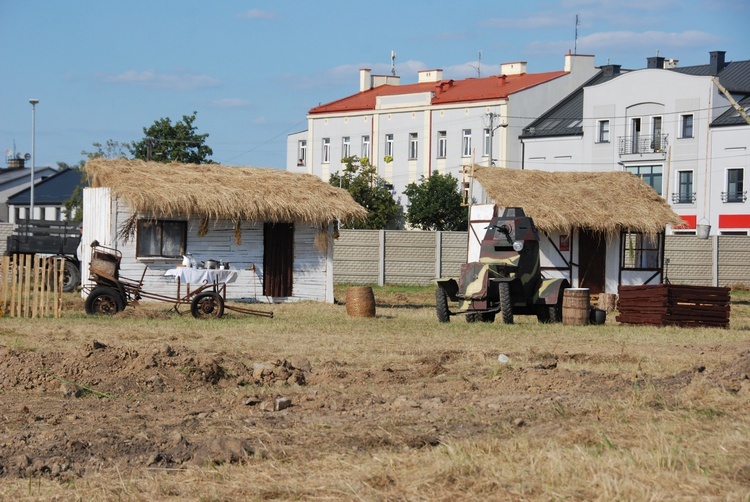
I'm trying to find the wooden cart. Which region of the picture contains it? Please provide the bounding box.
[84,243,273,319]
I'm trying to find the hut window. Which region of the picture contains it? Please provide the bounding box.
[621,232,660,269]
[136,219,186,258]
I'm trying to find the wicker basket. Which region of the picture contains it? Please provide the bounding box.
[90,251,118,278]
[345,286,376,318]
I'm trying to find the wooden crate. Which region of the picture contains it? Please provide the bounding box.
[616,284,730,328]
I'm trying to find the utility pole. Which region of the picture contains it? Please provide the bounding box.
[486,112,508,167]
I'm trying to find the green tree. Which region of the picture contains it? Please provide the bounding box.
[130,111,213,163]
[330,157,400,229]
[57,161,86,222]
[403,171,467,231]
[81,139,131,160]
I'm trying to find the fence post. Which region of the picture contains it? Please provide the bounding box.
[378,230,385,287]
[435,231,443,279]
[713,235,719,287]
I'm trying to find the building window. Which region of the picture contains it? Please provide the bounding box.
[651,116,663,151]
[597,120,610,143]
[672,170,694,204]
[385,134,394,158]
[297,140,306,166]
[626,165,662,196]
[409,133,418,160]
[622,232,660,269]
[136,220,186,258]
[462,129,472,157]
[341,136,351,159]
[483,128,491,157]
[322,138,330,163]
[361,135,370,160]
[680,114,694,138]
[723,168,746,203]
[437,131,447,158]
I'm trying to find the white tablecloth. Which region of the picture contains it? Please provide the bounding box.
[164,268,238,284]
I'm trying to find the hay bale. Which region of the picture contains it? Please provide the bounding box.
[345,286,376,318]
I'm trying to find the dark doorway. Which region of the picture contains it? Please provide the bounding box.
[263,222,294,297]
[578,229,606,294]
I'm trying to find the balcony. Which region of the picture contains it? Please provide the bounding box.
[618,134,668,156]
[671,192,696,204]
[721,191,747,203]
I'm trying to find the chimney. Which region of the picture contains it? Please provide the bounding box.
[7,158,25,170]
[663,59,679,69]
[601,64,622,77]
[647,56,665,69]
[418,69,443,83]
[710,51,726,75]
[434,79,454,96]
[359,68,372,92]
[500,61,526,75]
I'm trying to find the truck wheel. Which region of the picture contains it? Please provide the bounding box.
[498,282,513,324]
[85,286,124,315]
[191,292,224,319]
[61,261,80,292]
[436,287,450,323]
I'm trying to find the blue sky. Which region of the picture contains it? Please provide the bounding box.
[1,0,748,170]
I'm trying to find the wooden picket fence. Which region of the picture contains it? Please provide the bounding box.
[0,254,65,318]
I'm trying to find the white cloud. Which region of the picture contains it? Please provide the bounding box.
[211,98,251,109]
[236,9,277,20]
[251,116,268,125]
[100,69,221,91]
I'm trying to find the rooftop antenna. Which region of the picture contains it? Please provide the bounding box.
[390,50,396,76]
[469,50,482,78]
[574,14,580,54]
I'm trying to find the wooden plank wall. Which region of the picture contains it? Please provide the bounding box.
[616,284,730,328]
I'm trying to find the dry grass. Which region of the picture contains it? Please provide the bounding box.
[84,158,368,225]
[0,288,749,500]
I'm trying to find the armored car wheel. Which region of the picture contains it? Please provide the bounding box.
[498,282,514,324]
[436,287,450,323]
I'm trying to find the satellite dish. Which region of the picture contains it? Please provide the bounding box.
[24,153,31,161]
[16,152,23,159]
[4,149,11,158]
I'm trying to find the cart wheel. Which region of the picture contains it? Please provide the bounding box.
[85,286,124,315]
[498,282,514,324]
[436,287,450,323]
[191,292,224,319]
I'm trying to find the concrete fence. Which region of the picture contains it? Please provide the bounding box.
[334,230,750,288]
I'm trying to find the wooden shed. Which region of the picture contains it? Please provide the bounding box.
[81,159,366,303]
[469,167,684,294]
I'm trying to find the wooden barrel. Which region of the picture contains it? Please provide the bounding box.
[563,288,590,326]
[345,286,376,318]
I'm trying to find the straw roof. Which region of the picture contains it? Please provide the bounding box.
[472,167,684,236]
[84,159,367,225]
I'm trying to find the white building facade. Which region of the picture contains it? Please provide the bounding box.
[521,51,750,236]
[288,53,597,211]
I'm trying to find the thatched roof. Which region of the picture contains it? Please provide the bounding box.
[472,167,684,236]
[84,159,367,225]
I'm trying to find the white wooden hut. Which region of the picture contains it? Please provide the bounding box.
[81,159,366,303]
[469,167,685,295]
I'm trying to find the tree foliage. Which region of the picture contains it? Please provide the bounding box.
[81,139,131,160]
[330,157,400,229]
[403,172,468,231]
[130,112,213,163]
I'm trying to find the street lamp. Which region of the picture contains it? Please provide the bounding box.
[29,98,39,221]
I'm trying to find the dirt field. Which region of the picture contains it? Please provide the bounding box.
[1,287,749,500]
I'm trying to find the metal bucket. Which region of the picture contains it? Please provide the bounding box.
[696,223,710,239]
[589,308,607,325]
[563,288,590,326]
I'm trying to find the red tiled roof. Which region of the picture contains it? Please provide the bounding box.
[309,70,567,114]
